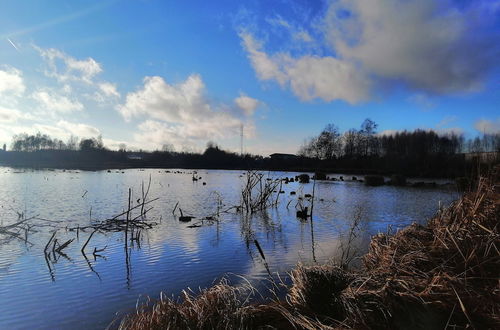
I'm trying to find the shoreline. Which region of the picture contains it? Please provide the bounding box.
[0,163,459,183]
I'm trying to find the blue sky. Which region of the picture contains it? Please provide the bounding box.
[0,0,499,155]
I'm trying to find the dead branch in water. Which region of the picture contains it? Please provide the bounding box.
[240,171,281,214]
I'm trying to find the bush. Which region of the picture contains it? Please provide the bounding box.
[364,175,385,186]
[390,174,407,186]
[314,172,327,180]
[298,174,310,183]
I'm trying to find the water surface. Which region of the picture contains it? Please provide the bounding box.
[0,168,458,329]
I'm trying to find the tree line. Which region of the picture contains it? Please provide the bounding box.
[1,125,498,177]
[297,119,499,177]
[9,133,105,152]
[299,119,499,160]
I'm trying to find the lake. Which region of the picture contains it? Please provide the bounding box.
[0,168,458,329]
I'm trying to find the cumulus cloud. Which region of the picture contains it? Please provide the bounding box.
[0,107,33,123]
[56,120,100,137]
[241,32,370,103]
[98,82,120,98]
[34,45,120,106]
[118,74,254,148]
[474,119,500,135]
[35,46,102,83]
[241,0,500,103]
[133,118,254,150]
[118,75,209,122]
[324,0,499,93]
[240,34,288,86]
[0,67,25,97]
[235,93,260,116]
[0,120,100,144]
[31,124,68,138]
[32,90,84,113]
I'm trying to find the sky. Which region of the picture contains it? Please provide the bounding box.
[0,0,499,155]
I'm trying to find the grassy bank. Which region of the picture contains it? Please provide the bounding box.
[119,168,499,329]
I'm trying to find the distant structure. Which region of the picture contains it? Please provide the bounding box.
[127,153,142,160]
[269,153,299,161]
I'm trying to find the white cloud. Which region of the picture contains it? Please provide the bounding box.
[234,93,260,116]
[34,46,121,107]
[0,120,100,146]
[437,115,458,128]
[31,123,68,139]
[56,120,100,137]
[98,82,120,98]
[240,33,288,86]
[286,55,370,103]
[117,75,209,122]
[93,82,120,105]
[323,0,498,93]
[408,93,435,110]
[32,90,84,113]
[0,107,32,123]
[474,119,500,135]
[101,138,141,151]
[266,16,314,44]
[241,0,500,103]
[35,46,102,83]
[0,67,25,97]
[118,74,254,149]
[240,32,370,103]
[293,30,313,43]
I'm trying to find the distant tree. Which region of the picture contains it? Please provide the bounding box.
[10,132,57,151]
[79,138,97,151]
[2,143,6,151]
[470,136,483,153]
[161,143,174,153]
[359,118,378,156]
[96,135,104,149]
[118,143,127,152]
[206,141,219,150]
[342,129,360,158]
[66,135,79,150]
[298,124,342,159]
[79,135,105,151]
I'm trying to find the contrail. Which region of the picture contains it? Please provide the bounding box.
[7,38,19,52]
[1,0,117,40]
